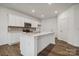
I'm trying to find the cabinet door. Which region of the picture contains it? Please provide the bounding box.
[24,17,31,23]
[8,32,20,44]
[8,14,24,27]
[31,21,37,27]
[8,14,16,26]
[31,20,40,27]
[15,15,24,27]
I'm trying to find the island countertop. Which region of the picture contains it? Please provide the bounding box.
[20,31,54,36]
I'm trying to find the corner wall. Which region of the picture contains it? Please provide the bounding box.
[57,4,79,47]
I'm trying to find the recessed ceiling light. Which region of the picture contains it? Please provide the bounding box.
[41,14,45,17]
[54,10,58,14]
[32,9,35,13]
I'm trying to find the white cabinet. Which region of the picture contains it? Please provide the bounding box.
[8,14,16,26]
[32,21,38,27]
[24,17,31,23]
[24,17,41,27]
[8,32,20,44]
[8,13,41,28]
[8,14,24,27]
[30,20,40,27]
[14,15,24,26]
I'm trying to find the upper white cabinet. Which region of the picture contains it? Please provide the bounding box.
[8,14,16,26]
[30,20,39,27]
[24,17,41,27]
[32,21,40,27]
[8,13,41,27]
[8,14,24,27]
[15,15,24,27]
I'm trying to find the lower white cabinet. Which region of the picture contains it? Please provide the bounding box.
[8,32,20,44]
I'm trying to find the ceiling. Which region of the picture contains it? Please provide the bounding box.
[0,3,75,20]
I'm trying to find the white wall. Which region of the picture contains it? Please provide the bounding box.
[74,4,79,46]
[40,17,57,43]
[0,6,40,45]
[41,17,57,33]
[57,4,79,47]
[0,8,9,45]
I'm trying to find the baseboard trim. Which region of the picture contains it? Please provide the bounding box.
[8,41,20,45]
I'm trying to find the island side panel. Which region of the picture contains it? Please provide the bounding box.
[37,33,54,53]
[20,35,37,56]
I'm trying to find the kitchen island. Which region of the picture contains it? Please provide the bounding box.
[20,32,54,56]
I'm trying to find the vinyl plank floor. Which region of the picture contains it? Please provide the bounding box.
[38,44,54,56]
[0,43,21,56]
